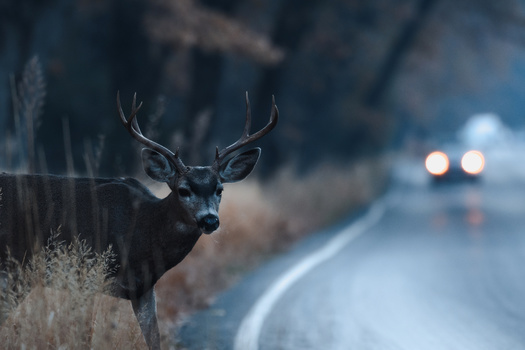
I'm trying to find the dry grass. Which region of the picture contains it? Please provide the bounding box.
[0,289,146,350]
[0,232,147,350]
[155,157,389,337]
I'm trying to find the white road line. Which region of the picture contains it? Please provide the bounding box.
[233,201,386,350]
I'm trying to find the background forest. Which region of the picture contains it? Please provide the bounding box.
[2,0,525,176]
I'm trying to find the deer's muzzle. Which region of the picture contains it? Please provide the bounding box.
[198,214,219,234]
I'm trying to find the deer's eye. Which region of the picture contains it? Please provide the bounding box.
[178,188,191,198]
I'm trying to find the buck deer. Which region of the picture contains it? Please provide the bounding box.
[0,92,278,349]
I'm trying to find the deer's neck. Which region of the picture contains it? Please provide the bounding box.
[116,194,201,298]
[153,194,202,268]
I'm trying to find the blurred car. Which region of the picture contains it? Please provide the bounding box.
[425,148,485,183]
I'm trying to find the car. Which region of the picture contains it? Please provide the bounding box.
[425,148,485,183]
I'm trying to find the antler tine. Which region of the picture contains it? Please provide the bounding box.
[214,92,279,167]
[130,93,144,135]
[118,91,143,134]
[243,91,252,139]
[117,91,187,173]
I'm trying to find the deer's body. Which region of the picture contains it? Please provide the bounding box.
[0,173,200,300]
[0,92,278,349]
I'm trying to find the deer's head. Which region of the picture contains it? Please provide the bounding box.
[117,92,278,234]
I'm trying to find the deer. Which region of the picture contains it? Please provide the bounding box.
[0,91,278,349]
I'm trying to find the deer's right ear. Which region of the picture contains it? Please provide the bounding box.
[142,148,176,182]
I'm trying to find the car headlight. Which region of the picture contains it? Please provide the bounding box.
[425,151,449,175]
[461,150,485,175]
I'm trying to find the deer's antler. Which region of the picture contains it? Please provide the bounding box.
[213,92,278,169]
[117,91,187,174]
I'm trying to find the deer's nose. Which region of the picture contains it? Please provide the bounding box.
[198,214,219,234]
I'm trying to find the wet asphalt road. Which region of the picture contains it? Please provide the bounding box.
[179,178,525,350]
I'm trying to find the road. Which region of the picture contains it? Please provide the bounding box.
[179,159,525,349]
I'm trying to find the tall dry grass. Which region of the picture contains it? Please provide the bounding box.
[0,232,147,350]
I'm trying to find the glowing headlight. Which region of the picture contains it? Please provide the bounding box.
[425,151,449,175]
[461,150,485,175]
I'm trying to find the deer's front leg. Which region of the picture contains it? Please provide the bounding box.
[131,287,161,350]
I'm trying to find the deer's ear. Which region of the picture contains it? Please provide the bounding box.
[219,148,261,183]
[142,148,176,182]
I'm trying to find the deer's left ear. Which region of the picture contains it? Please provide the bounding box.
[142,148,176,182]
[219,148,261,183]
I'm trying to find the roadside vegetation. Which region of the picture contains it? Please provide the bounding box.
[0,231,146,349]
[0,157,388,349]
